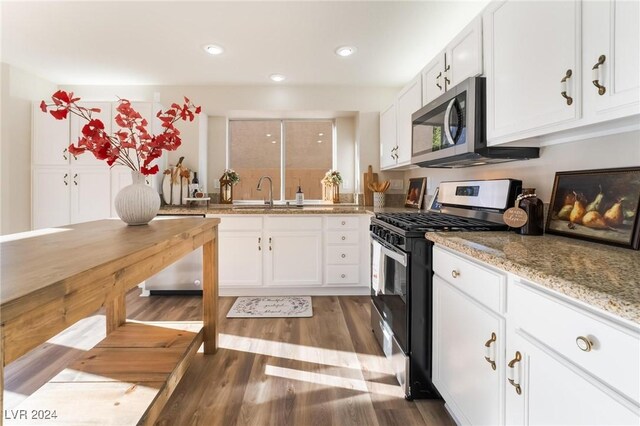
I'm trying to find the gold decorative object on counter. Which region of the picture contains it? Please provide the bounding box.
[219,169,240,204]
[321,169,343,204]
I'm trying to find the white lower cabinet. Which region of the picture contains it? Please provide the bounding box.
[432,245,640,426]
[212,214,371,295]
[433,273,504,426]
[32,166,111,229]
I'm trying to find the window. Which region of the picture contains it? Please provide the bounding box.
[229,120,333,201]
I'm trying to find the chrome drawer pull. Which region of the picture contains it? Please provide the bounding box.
[341,236,346,241]
[341,274,346,278]
[341,254,346,258]
[576,336,593,352]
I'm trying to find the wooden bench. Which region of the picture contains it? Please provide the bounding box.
[0,218,220,425]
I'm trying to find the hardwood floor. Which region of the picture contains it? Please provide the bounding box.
[5,292,453,426]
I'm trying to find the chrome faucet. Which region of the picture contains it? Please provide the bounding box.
[256,176,274,208]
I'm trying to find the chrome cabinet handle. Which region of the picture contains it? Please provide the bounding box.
[268,237,272,251]
[73,173,78,186]
[63,147,68,161]
[576,336,593,352]
[507,351,523,395]
[484,332,497,371]
[258,237,261,251]
[341,253,346,258]
[592,55,606,95]
[451,269,460,278]
[63,173,68,186]
[560,69,574,105]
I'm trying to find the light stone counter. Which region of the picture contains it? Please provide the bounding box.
[158,205,419,216]
[426,232,640,325]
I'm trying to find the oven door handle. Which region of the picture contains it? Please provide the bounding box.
[380,244,407,267]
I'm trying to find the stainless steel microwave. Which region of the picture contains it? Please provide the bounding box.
[411,77,538,168]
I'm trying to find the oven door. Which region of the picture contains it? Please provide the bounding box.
[371,235,409,352]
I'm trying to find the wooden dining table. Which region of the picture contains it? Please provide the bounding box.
[0,217,220,425]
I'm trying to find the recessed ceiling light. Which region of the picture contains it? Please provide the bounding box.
[318,133,324,136]
[270,74,286,82]
[203,44,224,55]
[266,133,271,137]
[317,140,322,143]
[271,140,277,144]
[335,46,357,57]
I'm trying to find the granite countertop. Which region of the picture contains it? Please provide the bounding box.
[158,204,418,215]
[426,232,640,325]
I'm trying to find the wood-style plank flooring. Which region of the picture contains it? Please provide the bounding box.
[5,291,453,426]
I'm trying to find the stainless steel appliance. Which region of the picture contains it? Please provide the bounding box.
[370,178,522,399]
[411,77,539,168]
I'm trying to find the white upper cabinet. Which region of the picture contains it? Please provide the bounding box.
[422,16,483,105]
[380,102,397,170]
[32,105,70,166]
[422,54,447,105]
[582,0,640,121]
[484,0,581,144]
[70,102,112,166]
[395,75,422,166]
[380,75,422,171]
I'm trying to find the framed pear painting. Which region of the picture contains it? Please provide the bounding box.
[546,167,640,249]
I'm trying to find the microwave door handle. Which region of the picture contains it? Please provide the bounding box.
[380,244,407,267]
[443,98,456,146]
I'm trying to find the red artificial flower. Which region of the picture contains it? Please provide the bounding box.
[68,144,86,156]
[50,108,68,120]
[141,165,159,175]
[39,100,47,113]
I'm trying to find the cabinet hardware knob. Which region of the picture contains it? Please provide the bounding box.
[341,274,346,278]
[63,173,68,186]
[341,254,346,258]
[444,76,451,89]
[484,332,497,371]
[507,351,523,395]
[591,55,606,95]
[576,336,593,352]
[63,148,68,161]
[341,221,346,225]
[436,71,442,90]
[451,270,460,278]
[341,236,346,241]
[269,246,272,251]
[560,69,574,105]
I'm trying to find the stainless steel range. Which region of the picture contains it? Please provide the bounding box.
[370,178,522,399]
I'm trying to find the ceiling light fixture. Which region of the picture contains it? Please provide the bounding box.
[318,133,324,136]
[270,74,286,82]
[266,133,271,137]
[317,140,322,143]
[271,140,277,144]
[203,44,224,55]
[335,46,357,57]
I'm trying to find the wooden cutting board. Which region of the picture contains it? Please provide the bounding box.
[363,165,378,206]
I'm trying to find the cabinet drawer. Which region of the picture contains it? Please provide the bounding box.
[326,265,360,284]
[433,246,505,312]
[266,216,322,231]
[510,280,640,402]
[326,216,359,230]
[215,216,262,231]
[326,245,359,265]
[327,231,359,245]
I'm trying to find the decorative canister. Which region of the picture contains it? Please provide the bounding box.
[114,171,161,225]
[517,188,544,235]
[373,192,386,208]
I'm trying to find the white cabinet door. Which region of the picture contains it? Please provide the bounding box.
[219,231,263,287]
[422,53,446,105]
[446,16,483,88]
[484,0,581,142]
[505,331,639,426]
[433,276,504,426]
[32,168,70,229]
[70,167,112,224]
[395,75,422,166]
[380,103,397,170]
[265,232,322,286]
[70,102,112,166]
[32,105,70,166]
[583,0,640,121]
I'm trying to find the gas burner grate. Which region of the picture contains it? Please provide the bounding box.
[374,212,507,232]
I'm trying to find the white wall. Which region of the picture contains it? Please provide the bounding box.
[406,131,640,203]
[1,64,58,235]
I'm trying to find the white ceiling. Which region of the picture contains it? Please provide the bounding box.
[1,1,488,87]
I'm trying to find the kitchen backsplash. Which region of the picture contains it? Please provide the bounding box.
[405,130,640,203]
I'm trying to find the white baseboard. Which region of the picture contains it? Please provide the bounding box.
[219,286,370,297]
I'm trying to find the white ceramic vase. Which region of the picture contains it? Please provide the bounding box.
[114,170,160,225]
